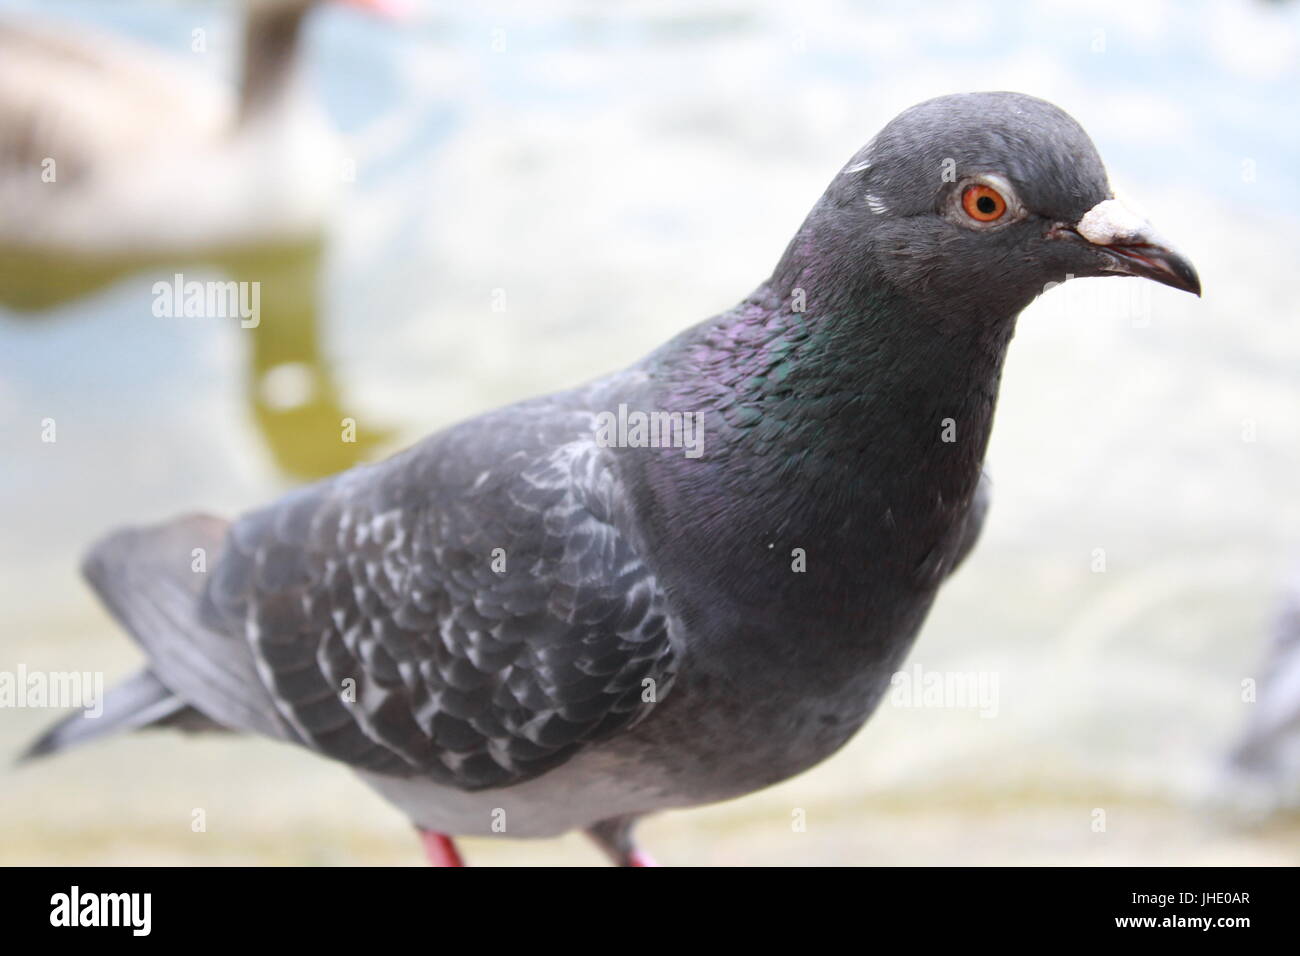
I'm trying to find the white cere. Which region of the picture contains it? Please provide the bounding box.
[1076,198,1147,245]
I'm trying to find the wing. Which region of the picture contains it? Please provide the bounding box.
[200,399,677,791]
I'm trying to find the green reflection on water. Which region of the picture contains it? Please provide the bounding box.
[0,235,392,480]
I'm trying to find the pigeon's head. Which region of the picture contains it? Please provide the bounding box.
[822,92,1200,315]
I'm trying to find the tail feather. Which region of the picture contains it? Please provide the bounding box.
[20,669,197,762]
[78,514,286,739]
[21,514,288,762]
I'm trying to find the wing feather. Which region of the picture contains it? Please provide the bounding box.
[203,402,677,790]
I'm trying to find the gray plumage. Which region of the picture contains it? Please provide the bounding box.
[24,92,1200,853]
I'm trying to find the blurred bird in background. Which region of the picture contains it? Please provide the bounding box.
[0,0,396,478]
[1222,561,1300,814]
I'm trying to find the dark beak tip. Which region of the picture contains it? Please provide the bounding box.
[1103,239,1202,299]
[1050,222,1202,298]
[1171,258,1202,298]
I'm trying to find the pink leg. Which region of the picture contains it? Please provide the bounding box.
[418,828,466,867]
[626,849,660,867]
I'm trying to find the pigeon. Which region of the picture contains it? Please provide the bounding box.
[23,92,1201,866]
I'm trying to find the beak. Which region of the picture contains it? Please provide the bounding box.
[1049,198,1202,297]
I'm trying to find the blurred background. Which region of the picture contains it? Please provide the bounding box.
[2,0,1299,865]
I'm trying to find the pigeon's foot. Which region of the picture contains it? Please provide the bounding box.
[586,815,659,867]
[417,828,466,866]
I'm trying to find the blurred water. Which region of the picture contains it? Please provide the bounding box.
[2,0,1299,864]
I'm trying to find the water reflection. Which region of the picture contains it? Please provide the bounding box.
[238,238,393,478]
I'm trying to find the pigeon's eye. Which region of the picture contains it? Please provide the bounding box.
[962,184,1007,222]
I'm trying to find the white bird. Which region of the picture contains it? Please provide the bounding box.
[0,0,397,477]
[0,0,394,281]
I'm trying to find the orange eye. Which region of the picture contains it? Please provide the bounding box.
[962,184,1007,222]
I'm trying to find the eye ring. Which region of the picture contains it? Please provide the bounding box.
[962,184,1007,222]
